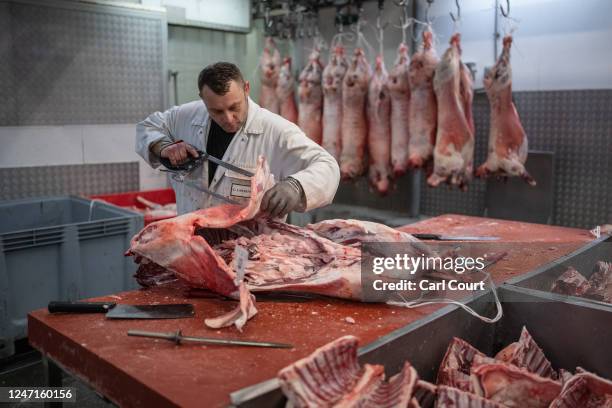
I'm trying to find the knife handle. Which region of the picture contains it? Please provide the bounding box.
[159,147,203,172]
[412,233,441,240]
[48,301,116,313]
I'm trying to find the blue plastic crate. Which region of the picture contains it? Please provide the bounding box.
[0,196,143,358]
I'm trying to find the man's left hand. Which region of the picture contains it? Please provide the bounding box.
[261,179,303,218]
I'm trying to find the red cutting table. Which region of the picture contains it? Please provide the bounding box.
[28,214,593,408]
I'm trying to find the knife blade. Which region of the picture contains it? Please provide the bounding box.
[48,301,195,319]
[127,330,293,349]
[201,152,255,178]
[412,233,500,241]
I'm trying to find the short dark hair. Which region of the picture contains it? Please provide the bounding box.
[198,62,244,95]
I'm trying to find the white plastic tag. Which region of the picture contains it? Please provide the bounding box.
[234,245,249,283]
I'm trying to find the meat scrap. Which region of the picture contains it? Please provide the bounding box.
[278,336,418,408]
[550,262,612,304]
[494,326,557,379]
[549,371,612,408]
[259,37,281,114]
[476,35,535,185]
[436,337,486,393]
[435,385,504,408]
[428,33,475,190]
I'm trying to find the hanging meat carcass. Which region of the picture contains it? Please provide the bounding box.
[476,35,536,185]
[298,47,324,144]
[427,33,475,190]
[322,45,349,161]
[259,37,281,114]
[408,29,439,169]
[367,56,392,194]
[276,57,298,124]
[340,48,371,180]
[387,43,412,176]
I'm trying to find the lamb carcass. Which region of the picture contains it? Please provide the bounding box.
[276,57,298,124]
[476,35,536,186]
[126,156,429,330]
[408,29,438,169]
[259,37,281,114]
[340,48,371,180]
[367,55,392,194]
[428,33,475,190]
[298,48,324,144]
[322,45,348,161]
[387,43,412,176]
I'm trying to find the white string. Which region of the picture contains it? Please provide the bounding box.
[386,271,504,324]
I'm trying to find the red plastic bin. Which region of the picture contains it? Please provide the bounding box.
[89,188,176,225]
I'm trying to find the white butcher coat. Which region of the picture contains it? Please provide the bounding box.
[136,98,340,215]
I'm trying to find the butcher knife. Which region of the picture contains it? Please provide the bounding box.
[412,233,500,241]
[48,301,195,319]
[128,329,293,349]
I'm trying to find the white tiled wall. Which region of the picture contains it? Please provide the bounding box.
[0,124,168,191]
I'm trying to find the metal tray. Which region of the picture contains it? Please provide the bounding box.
[506,235,612,308]
[229,285,612,407]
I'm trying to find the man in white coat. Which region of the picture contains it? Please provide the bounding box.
[136,62,340,217]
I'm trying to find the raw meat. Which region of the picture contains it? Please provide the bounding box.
[298,48,324,144]
[551,267,591,297]
[549,371,612,408]
[494,326,557,379]
[340,48,371,179]
[367,55,392,194]
[322,45,349,161]
[476,35,535,185]
[428,33,475,190]
[278,335,363,407]
[127,156,427,329]
[472,361,562,408]
[436,337,485,393]
[259,37,281,114]
[408,29,439,169]
[435,385,504,408]
[585,261,612,302]
[276,57,298,124]
[278,336,419,408]
[387,43,412,176]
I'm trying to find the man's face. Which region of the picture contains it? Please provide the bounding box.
[200,80,250,133]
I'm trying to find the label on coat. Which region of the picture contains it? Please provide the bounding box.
[230,183,251,198]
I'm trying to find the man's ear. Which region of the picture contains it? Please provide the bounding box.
[244,80,250,96]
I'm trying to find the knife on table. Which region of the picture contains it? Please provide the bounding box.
[48,301,195,319]
[412,233,500,241]
[128,329,293,349]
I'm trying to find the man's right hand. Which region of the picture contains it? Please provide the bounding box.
[160,141,200,166]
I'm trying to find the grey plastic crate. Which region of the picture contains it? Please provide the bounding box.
[0,196,143,358]
[231,286,612,407]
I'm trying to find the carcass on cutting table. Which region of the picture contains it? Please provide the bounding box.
[476,35,536,186]
[126,156,429,330]
[428,33,475,190]
[259,37,281,114]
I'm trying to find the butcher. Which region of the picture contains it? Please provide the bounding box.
[136,62,340,217]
